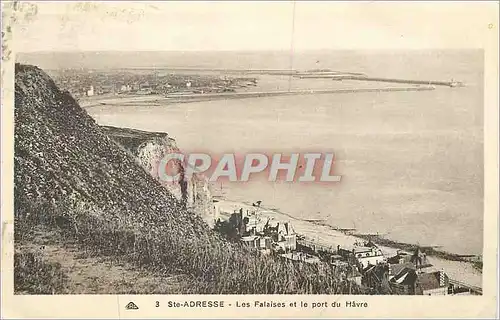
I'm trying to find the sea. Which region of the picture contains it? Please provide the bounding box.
[70,49,484,256]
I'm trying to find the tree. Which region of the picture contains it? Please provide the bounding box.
[410,246,424,270]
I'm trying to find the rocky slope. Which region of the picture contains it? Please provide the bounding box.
[14,63,210,239]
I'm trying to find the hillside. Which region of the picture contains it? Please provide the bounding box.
[14,64,209,235]
[13,64,357,294]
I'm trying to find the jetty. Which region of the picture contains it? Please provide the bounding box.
[296,74,463,87]
[295,71,366,76]
[165,86,435,102]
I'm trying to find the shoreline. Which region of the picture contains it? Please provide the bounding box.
[212,196,483,288]
[79,85,435,109]
[352,233,481,263]
[297,215,482,263]
[213,196,481,263]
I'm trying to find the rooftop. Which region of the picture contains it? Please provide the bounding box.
[390,262,415,276]
[390,267,418,286]
[418,271,448,291]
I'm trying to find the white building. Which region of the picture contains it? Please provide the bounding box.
[276,222,297,251]
[213,203,221,224]
[344,245,386,269]
[120,84,131,92]
[87,85,94,96]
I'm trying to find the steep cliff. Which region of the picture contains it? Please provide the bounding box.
[100,126,215,227]
[14,63,210,239]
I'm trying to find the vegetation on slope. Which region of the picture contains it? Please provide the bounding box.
[14,250,68,294]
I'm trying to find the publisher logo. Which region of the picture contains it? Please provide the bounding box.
[125,301,139,310]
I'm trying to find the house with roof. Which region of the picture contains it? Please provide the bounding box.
[277,222,297,251]
[263,221,297,252]
[389,268,450,295]
[361,264,391,293]
[387,251,413,264]
[388,248,433,270]
[389,262,415,279]
[416,270,449,295]
[338,244,386,269]
[389,266,419,294]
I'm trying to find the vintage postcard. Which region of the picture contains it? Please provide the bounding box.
[1,1,498,319]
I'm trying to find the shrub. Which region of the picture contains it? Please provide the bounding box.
[14,251,67,294]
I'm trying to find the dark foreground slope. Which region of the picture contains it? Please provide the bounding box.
[14,64,208,238]
[14,64,359,294]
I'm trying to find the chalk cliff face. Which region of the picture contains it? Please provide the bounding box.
[100,126,215,227]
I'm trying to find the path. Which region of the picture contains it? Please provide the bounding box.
[16,228,187,294]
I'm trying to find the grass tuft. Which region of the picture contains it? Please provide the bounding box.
[14,250,68,294]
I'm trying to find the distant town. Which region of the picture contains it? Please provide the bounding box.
[48,68,258,98]
[48,67,462,104]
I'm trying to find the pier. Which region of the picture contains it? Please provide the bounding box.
[295,71,366,76]
[165,86,435,101]
[296,74,463,87]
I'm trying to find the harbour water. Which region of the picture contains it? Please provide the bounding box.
[88,50,484,257]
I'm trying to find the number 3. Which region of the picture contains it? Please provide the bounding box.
[155,301,160,307]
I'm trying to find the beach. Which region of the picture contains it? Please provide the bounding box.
[213,198,483,288]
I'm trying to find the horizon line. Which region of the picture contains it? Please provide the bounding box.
[16,48,483,54]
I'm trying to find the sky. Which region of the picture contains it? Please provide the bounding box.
[12,1,499,52]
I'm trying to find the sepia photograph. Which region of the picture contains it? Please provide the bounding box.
[1,1,499,318]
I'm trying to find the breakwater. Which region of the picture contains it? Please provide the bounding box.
[295,71,366,76]
[296,74,463,87]
[165,86,435,102]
